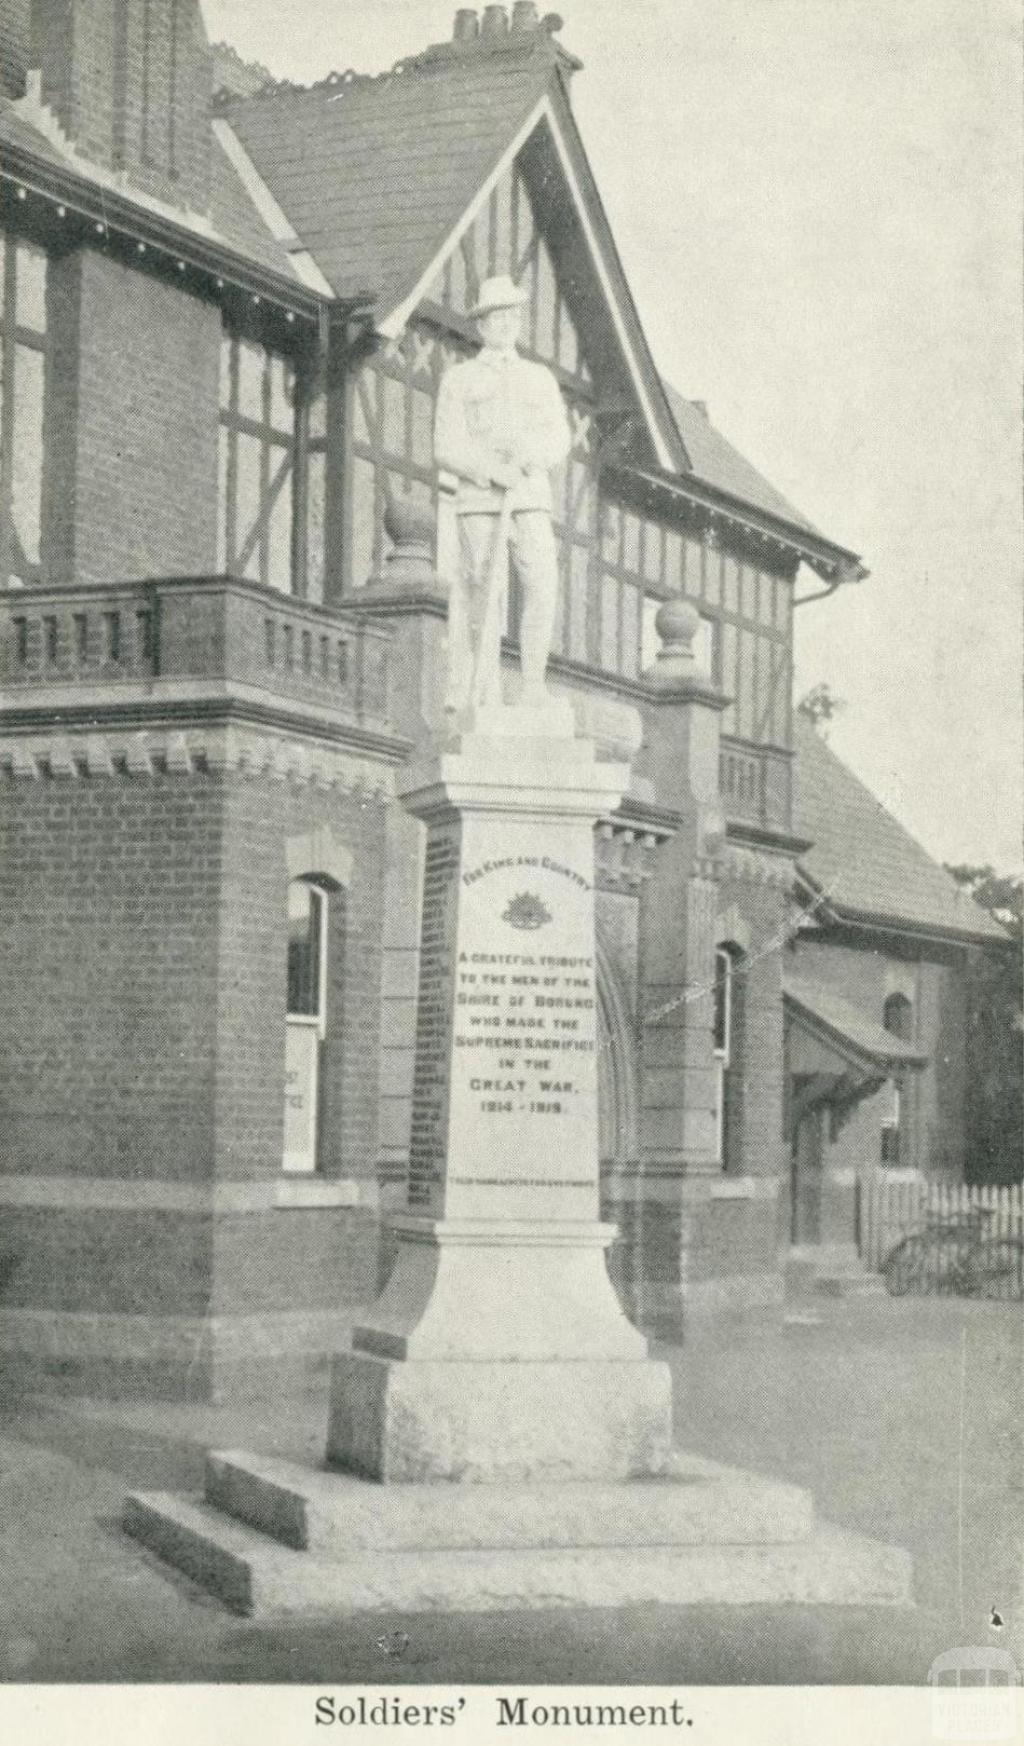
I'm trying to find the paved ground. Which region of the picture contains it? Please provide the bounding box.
[0,1294,1020,1684]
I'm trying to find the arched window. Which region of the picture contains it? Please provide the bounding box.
[881,993,913,1164]
[883,992,913,1042]
[283,877,331,1174]
[713,946,735,1169]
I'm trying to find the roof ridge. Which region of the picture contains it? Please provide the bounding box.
[214,29,555,110]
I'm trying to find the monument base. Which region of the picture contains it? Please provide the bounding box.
[124,1447,914,1617]
[325,1352,673,1483]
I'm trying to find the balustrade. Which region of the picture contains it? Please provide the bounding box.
[0,576,391,729]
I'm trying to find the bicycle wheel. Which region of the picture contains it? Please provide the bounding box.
[973,1238,1024,1301]
[883,1235,930,1296]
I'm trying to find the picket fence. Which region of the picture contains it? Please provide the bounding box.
[859,1178,1023,1299]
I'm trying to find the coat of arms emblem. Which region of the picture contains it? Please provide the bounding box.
[502,892,552,931]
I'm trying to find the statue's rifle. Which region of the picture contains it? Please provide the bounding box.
[467,477,515,710]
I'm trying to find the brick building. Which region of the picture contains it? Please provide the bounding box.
[0,2,1005,1396]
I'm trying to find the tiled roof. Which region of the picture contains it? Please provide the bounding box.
[225,51,843,533]
[793,714,1007,943]
[208,132,302,281]
[662,382,817,534]
[224,38,557,315]
[783,970,928,1069]
[0,93,303,287]
[3,35,854,546]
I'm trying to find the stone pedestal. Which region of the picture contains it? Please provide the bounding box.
[124,701,911,1618]
[327,701,672,1481]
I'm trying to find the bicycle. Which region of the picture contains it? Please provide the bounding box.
[882,1206,1023,1300]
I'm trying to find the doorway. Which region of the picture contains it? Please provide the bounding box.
[791,1106,824,1244]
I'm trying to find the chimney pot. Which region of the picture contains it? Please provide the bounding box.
[452,8,480,40]
[481,5,509,39]
[510,1,539,30]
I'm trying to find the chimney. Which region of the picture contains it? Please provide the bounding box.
[510,1,539,29]
[29,0,212,214]
[0,0,31,96]
[480,5,509,39]
[452,7,480,41]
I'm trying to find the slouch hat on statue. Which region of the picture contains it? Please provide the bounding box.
[470,274,529,318]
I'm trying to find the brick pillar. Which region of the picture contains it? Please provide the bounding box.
[624,599,729,1336]
[353,499,451,1276]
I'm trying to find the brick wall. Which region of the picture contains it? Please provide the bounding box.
[34,0,117,166]
[0,749,392,1393]
[793,938,887,1009]
[31,0,212,212]
[212,774,388,1189]
[45,249,220,586]
[790,937,969,1180]
[0,0,30,95]
[722,875,788,1179]
[0,769,223,1185]
[916,956,967,1176]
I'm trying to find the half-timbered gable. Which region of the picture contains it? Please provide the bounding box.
[221,37,852,770]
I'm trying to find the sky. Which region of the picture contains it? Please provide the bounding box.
[201,0,1023,873]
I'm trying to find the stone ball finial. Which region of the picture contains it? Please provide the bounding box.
[383,494,435,550]
[645,594,713,689]
[654,595,700,651]
[376,493,437,588]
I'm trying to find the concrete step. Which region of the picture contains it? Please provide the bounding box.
[123,1490,913,1617]
[788,1245,866,1282]
[202,1448,815,1556]
[814,1273,887,1299]
[790,1244,861,1269]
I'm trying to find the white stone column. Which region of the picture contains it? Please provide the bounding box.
[327,703,672,1483]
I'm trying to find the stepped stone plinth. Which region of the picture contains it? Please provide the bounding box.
[124,706,912,1617]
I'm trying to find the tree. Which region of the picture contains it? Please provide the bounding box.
[945,864,1023,1185]
[797,682,845,735]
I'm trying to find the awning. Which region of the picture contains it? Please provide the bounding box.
[784,971,928,1080]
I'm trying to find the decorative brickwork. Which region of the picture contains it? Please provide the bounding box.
[30,0,212,213]
[0,0,30,97]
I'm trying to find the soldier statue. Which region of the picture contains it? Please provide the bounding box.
[434,274,571,715]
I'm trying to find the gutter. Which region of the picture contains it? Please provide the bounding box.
[620,461,867,583]
[1,138,372,324]
[794,869,1011,952]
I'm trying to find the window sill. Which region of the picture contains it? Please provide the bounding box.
[274,1177,371,1210]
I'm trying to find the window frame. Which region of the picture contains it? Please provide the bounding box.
[1,234,49,590]
[713,946,734,1168]
[286,878,329,1040]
